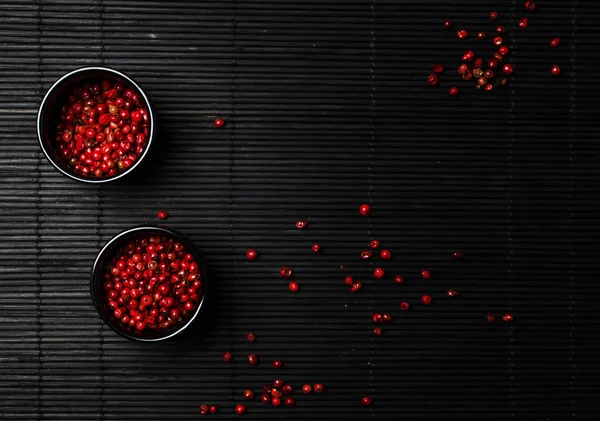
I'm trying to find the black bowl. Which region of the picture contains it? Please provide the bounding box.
[91,225,208,342]
[37,66,155,183]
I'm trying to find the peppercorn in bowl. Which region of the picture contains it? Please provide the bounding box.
[91,226,208,341]
[37,67,155,183]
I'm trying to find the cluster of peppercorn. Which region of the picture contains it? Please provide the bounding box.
[217,332,325,414]
[429,1,562,96]
[103,234,202,333]
[54,79,150,178]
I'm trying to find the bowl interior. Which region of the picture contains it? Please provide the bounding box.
[91,226,207,341]
[38,67,153,183]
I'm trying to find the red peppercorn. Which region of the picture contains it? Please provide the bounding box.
[447,289,459,298]
[302,384,312,393]
[499,45,509,56]
[449,87,459,96]
[421,269,431,279]
[345,275,354,285]
[372,313,383,323]
[248,354,258,366]
[244,389,254,400]
[359,204,371,216]
[361,251,372,260]
[489,59,499,69]
[503,64,514,75]
[525,0,536,11]
[382,313,392,322]
[551,65,561,76]
[432,64,444,73]
[362,396,372,406]
[313,383,325,393]
[295,220,307,229]
[457,29,468,39]
[223,351,232,362]
[312,243,321,253]
[477,31,487,40]
[462,51,475,62]
[369,239,380,249]
[283,384,293,394]
[487,314,496,323]
[273,379,284,388]
[284,397,295,406]
[261,393,270,404]
[452,251,464,259]
[400,302,410,311]
[496,26,506,33]
[394,275,404,284]
[444,20,452,29]
[157,210,168,220]
[350,282,362,293]
[279,267,292,278]
[209,405,218,414]
[474,58,483,68]
[213,118,224,128]
[493,36,503,46]
[273,360,282,369]
[200,404,209,415]
[518,18,529,29]
[503,313,514,322]
[246,249,257,260]
[272,397,281,406]
[373,267,384,279]
[246,332,256,342]
[422,295,432,305]
[485,84,494,91]
[490,11,498,20]
[288,281,299,292]
[550,38,561,48]
[373,327,382,336]
[458,64,468,75]
[380,249,391,260]
[235,404,246,414]
[427,73,439,87]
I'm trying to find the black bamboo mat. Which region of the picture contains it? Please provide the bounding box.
[1,0,600,420]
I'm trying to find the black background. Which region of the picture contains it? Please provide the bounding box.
[1,0,599,420]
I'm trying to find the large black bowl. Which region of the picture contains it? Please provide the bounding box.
[37,66,155,183]
[91,225,208,341]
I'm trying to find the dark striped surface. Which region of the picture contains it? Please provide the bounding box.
[1,0,600,419]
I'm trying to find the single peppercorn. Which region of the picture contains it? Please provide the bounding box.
[525,0,536,11]
[223,351,232,362]
[427,73,439,87]
[373,327,382,336]
[369,239,380,249]
[490,11,498,20]
[289,281,299,292]
[487,314,496,323]
[432,64,444,73]
[235,404,246,414]
[244,389,254,400]
[273,360,282,369]
[457,29,468,39]
[362,396,373,406]
[503,313,514,322]
[518,18,529,29]
[246,249,257,260]
[302,384,312,393]
[246,332,256,342]
[444,20,452,29]
[373,267,384,279]
[449,87,459,96]
[421,269,431,279]
[345,275,354,285]
[313,383,325,393]
[213,117,224,127]
[360,204,371,216]
[312,243,321,253]
[209,405,218,414]
[551,65,561,76]
[503,64,514,75]
[295,220,307,229]
[350,281,362,293]
[380,249,391,259]
[422,295,432,305]
[361,251,372,260]
[248,354,259,366]
[477,31,487,40]
[394,275,404,284]
[279,267,292,278]
[157,210,169,220]
[550,38,561,48]
[284,397,295,406]
[200,404,209,415]
[400,302,410,311]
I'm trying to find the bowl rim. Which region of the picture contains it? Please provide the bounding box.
[90,225,208,342]
[37,66,155,184]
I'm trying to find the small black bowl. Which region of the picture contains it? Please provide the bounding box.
[91,225,208,342]
[37,66,155,183]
